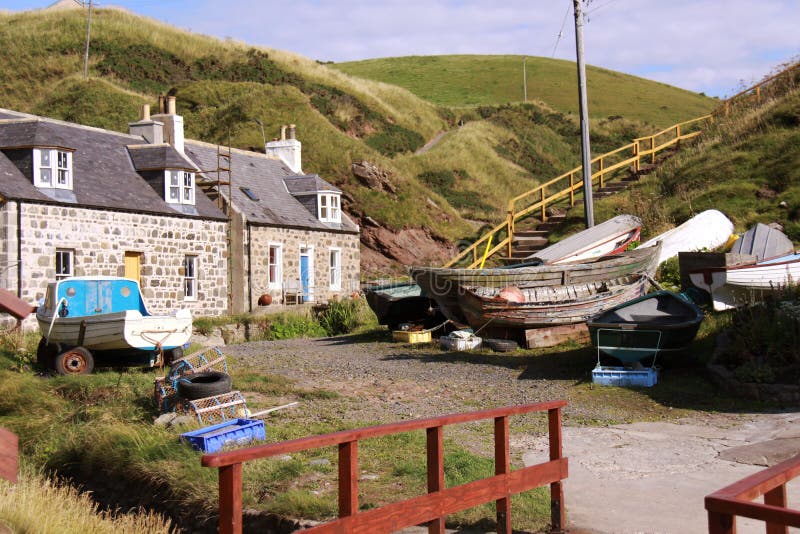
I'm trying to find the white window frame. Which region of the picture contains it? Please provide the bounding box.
[184,255,198,300]
[329,247,342,290]
[165,170,196,206]
[318,193,341,223]
[267,243,283,290]
[33,148,72,190]
[55,249,74,280]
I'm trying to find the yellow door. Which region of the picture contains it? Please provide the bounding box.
[124,252,141,285]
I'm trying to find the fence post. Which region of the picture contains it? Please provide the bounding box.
[599,157,605,188]
[756,86,762,103]
[507,209,514,258]
[427,426,446,534]
[633,143,639,173]
[708,510,735,534]
[541,188,547,222]
[650,137,656,164]
[495,416,512,534]
[548,408,565,533]
[569,172,575,206]
[339,441,359,518]
[764,485,788,534]
[218,464,243,534]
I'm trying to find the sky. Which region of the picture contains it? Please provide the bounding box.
[5,0,800,98]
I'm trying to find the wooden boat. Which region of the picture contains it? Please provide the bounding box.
[363,281,443,330]
[638,209,734,266]
[729,223,793,262]
[411,244,660,324]
[457,274,648,331]
[688,252,800,311]
[37,277,192,372]
[587,291,704,363]
[528,214,641,264]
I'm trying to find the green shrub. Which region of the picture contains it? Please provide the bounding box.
[317,299,360,336]
[364,124,425,156]
[265,314,326,340]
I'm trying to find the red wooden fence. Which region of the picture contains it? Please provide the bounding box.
[202,401,568,534]
[706,453,800,534]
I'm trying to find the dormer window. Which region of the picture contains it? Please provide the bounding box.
[318,193,341,223]
[33,148,72,190]
[165,170,195,205]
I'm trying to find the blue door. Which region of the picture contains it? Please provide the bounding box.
[300,253,310,301]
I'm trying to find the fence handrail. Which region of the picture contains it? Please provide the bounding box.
[706,453,800,533]
[724,61,800,105]
[202,400,568,534]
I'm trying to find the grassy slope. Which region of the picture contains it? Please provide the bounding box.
[0,8,713,270]
[334,55,715,127]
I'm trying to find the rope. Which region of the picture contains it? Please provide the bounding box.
[419,319,452,334]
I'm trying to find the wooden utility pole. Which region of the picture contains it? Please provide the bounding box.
[573,0,594,228]
[523,57,527,102]
[82,0,93,80]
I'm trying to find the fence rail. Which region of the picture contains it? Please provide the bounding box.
[706,453,800,534]
[203,401,568,534]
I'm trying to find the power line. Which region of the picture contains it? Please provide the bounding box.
[551,1,572,58]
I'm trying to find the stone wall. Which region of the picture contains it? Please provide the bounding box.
[248,225,360,308]
[1,201,228,329]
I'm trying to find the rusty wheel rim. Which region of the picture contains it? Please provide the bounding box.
[60,351,88,374]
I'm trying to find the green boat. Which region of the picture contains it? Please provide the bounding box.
[587,290,704,363]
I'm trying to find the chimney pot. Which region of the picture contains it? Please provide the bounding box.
[141,104,150,121]
[158,96,166,114]
[288,124,296,140]
[280,125,287,141]
[167,96,177,115]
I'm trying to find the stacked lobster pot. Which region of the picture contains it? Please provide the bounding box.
[154,347,248,424]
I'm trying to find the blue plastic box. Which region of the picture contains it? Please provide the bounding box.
[591,366,658,387]
[181,419,266,453]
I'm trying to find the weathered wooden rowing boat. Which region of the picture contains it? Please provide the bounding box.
[638,209,734,266]
[411,244,660,324]
[729,223,793,262]
[528,214,642,264]
[587,290,704,363]
[457,274,648,331]
[688,252,800,311]
[36,276,192,374]
[363,281,442,330]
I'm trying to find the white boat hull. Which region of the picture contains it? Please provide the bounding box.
[640,209,734,266]
[689,254,800,311]
[37,309,192,351]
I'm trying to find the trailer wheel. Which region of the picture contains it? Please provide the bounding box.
[177,371,232,400]
[54,347,94,375]
[36,338,61,368]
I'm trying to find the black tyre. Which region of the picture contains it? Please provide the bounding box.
[177,371,232,400]
[54,347,94,375]
[483,338,519,353]
[36,338,61,368]
[164,346,184,366]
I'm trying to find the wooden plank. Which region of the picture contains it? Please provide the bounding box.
[0,428,18,483]
[705,497,800,528]
[765,485,788,534]
[339,441,358,517]
[525,323,589,349]
[203,401,567,467]
[707,510,736,534]
[549,408,566,532]
[494,416,511,534]
[426,426,445,534]
[708,454,800,501]
[218,463,242,534]
[302,460,567,534]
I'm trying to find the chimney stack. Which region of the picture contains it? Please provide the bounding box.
[265,123,302,173]
[129,103,163,144]
[152,96,184,153]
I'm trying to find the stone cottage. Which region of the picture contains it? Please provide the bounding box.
[0,106,229,327]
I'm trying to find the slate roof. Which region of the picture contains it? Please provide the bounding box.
[0,109,225,220]
[185,140,358,234]
[128,144,195,171]
[284,174,341,195]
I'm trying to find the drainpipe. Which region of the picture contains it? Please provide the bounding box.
[247,223,253,313]
[16,200,22,297]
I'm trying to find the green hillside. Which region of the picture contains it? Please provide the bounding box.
[0,8,715,274]
[334,55,715,127]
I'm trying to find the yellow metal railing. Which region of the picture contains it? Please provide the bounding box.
[444,115,710,268]
[444,60,800,269]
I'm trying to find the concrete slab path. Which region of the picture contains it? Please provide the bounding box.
[524,413,800,534]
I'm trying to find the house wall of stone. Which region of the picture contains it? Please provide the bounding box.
[3,202,228,330]
[0,201,19,296]
[248,225,360,308]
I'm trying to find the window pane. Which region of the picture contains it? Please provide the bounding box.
[170,171,179,185]
[40,150,51,167]
[184,187,192,201]
[332,196,339,208]
[170,187,179,200]
[320,195,327,207]
[40,168,52,185]
[321,206,327,219]
[57,169,68,185]
[183,172,192,187]
[57,151,68,168]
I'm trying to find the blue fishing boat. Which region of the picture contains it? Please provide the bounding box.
[36,276,192,374]
[587,290,704,363]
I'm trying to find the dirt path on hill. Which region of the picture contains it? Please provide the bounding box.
[415,130,449,154]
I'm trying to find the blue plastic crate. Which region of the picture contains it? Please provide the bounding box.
[592,366,658,387]
[180,418,266,453]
